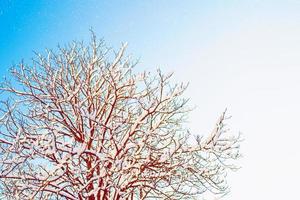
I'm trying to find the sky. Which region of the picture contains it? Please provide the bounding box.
[1,0,300,199]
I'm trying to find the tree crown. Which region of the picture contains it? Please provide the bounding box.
[0,34,240,200]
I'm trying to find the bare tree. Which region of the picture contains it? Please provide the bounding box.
[0,34,240,200]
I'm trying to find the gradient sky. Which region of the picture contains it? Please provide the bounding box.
[1,0,300,199]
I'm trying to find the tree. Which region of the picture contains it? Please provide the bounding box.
[0,34,240,200]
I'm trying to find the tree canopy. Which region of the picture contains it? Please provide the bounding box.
[0,34,240,200]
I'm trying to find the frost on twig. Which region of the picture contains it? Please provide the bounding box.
[0,33,240,200]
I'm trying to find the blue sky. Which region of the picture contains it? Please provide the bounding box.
[2,1,300,199]
[0,0,255,73]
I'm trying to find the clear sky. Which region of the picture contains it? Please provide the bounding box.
[1,0,300,199]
